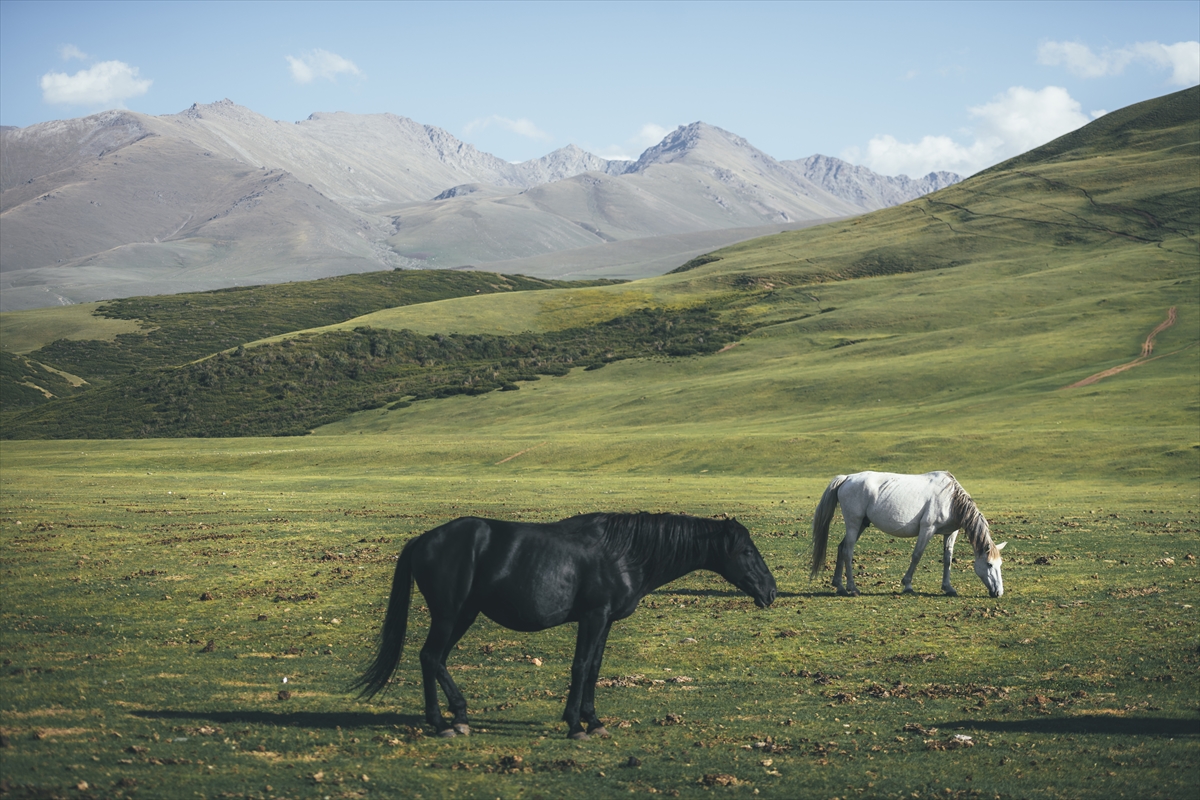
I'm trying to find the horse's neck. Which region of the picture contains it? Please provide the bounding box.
[954,495,992,554]
[639,545,711,594]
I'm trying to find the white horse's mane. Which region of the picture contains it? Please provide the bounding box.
[950,480,999,560]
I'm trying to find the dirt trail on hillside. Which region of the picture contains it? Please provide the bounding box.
[1062,307,1180,389]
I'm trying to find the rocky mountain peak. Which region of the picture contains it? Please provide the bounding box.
[786,154,962,210]
[0,109,156,191]
[515,144,629,182]
[627,121,762,173]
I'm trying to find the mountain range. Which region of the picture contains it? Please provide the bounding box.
[0,100,959,311]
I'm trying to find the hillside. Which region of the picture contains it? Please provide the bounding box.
[2,87,1195,472]
[311,88,1197,481]
[0,271,616,425]
[0,102,958,310]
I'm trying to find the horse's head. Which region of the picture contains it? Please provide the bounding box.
[973,541,1006,598]
[713,518,777,609]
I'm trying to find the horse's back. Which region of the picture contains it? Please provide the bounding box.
[411,514,603,566]
[839,471,957,534]
[844,471,955,498]
[409,514,612,631]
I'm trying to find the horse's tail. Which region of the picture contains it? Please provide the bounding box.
[811,475,849,579]
[351,537,418,700]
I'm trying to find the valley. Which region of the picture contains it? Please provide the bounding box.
[0,85,1196,800]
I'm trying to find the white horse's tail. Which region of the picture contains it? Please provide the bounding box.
[811,474,849,578]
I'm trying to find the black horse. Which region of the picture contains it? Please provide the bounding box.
[353,511,777,739]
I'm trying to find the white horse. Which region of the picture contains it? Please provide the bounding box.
[810,471,1005,597]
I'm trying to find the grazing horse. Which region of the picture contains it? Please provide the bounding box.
[353,512,777,739]
[810,471,1005,597]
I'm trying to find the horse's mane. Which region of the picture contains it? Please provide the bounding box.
[950,480,999,559]
[597,512,733,571]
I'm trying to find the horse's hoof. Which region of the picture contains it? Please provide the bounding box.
[568,731,590,741]
[588,726,610,738]
[437,729,457,739]
[453,723,471,736]
[943,588,958,597]
[836,588,852,597]
[902,587,915,594]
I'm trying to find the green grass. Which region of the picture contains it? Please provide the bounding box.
[0,439,1196,799]
[0,271,618,387]
[0,303,145,356]
[0,352,87,410]
[2,305,744,439]
[0,270,622,429]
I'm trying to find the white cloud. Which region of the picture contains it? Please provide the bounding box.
[1037,41,1118,78]
[1134,41,1200,86]
[633,123,670,148]
[844,86,1092,178]
[40,60,152,107]
[286,49,362,84]
[463,115,553,141]
[590,123,672,161]
[1039,39,1200,86]
[589,144,633,161]
[59,44,88,61]
[970,85,1091,156]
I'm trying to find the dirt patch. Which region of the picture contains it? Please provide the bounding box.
[495,442,547,465]
[1063,307,1187,389]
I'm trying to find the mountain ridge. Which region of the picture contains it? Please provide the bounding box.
[0,102,962,310]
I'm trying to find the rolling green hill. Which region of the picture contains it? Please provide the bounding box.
[2,87,1197,484]
[0,270,617,422]
[314,85,1198,481]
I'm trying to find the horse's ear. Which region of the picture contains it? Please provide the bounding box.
[996,541,1007,551]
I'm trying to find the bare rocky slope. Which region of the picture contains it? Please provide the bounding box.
[786,155,961,210]
[0,101,960,310]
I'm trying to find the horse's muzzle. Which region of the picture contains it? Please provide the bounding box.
[755,586,777,609]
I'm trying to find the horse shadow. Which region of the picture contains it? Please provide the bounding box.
[132,708,424,730]
[940,716,1200,738]
[783,588,942,598]
[651,587,749,598]
[131,708,549,735]
[652,586,945,600]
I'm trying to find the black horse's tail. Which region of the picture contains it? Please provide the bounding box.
[811,475,849,579]
[352,538,418,700]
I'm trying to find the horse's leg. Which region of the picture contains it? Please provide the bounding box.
[434,608,479,736]
[419,605,477,737]
[418,615,455,734]
[831,536,846,593]
[580,622,614,737]
[563,612,609,740]
[902,526,936,593]
[941,530,960,596]
[835,520,864,596]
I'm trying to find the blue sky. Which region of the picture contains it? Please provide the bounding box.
[1,0,1196,177]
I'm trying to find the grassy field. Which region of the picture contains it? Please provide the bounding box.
[0,88,1197,799]
[0,303,144,356]
[0,439,1197,800]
